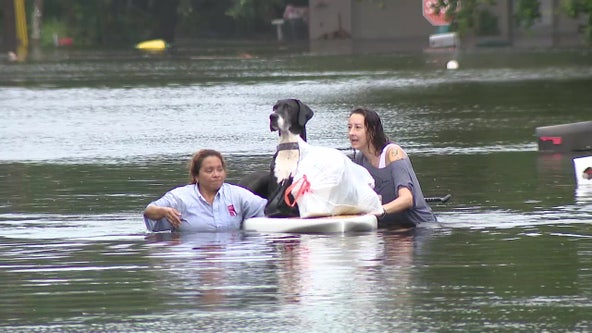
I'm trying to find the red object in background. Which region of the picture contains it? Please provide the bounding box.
[540,136,563,145]
[423,0,452,26]
[58,37,73,46]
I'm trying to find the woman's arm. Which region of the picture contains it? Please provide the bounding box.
[234,185,267,219]
[381,186,413,216]
[144,205,183,229]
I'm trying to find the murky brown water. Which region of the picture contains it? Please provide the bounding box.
[1,46,591,332]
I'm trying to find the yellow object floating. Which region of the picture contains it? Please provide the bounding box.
[135,39,167,51]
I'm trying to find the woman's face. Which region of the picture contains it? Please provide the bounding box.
[196,156,226,191]
[348,113,368,150]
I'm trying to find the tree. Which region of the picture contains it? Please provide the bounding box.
[433,0,592,43]
[562,0,592,42]
[514,0,541,28]
[31,0,298,45]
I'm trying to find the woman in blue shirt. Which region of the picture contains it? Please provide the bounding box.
[347,108,436,228]
[144,149,267,232]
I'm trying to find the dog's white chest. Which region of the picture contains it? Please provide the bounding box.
[274,150,299,182]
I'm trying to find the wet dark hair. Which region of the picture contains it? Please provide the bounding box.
[188,149,226,184]
[349,107,389,155]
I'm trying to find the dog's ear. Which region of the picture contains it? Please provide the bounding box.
[295,99,314,127]
[293,99,314,141]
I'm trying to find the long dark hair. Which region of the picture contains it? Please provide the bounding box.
[349,107,389,156]
[188,149,226,184]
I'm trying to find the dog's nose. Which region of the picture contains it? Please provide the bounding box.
[270,113,278,121]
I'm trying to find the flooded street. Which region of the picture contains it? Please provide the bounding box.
[1,45,591,332]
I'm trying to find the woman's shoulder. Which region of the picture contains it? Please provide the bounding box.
[224,183,267,205]
[384,143,407,164]
[168,183,195,196]
[225,183,259,196]
[174,183,195,190]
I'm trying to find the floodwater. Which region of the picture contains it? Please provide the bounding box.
[1,43,592,332]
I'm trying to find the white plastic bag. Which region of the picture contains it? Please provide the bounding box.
[289,139,383,218]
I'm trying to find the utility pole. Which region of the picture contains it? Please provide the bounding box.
[552,0,558,47]
[30,0,43,59]
[31,0,43,48]
[15,0,28,60]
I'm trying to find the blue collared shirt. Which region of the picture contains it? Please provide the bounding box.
[144,183,267,232]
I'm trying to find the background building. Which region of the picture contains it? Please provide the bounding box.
[308,0,587,54]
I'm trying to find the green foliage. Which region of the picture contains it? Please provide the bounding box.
[431,0,497,36]
[448,0,477,35]
[40,0,103,46]
[39,19,67,47]
[515,0,541,28]
[477,9,500,36]
[176,0,203,36]
[561,0,592,15]
[12,0,592,46]
[94,0,162,44]
[225,0,285,34]
[226,0,256,20]
[562,0,592,43]
[437,0,591,43]
[39,0,178,45]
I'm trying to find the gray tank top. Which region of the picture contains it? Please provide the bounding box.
[353,146,436,227]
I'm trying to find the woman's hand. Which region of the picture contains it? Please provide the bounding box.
[144,205,182,228]
[381,187,414,216]
[162,207,182,228]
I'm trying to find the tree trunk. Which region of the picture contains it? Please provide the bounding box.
[2,0,17,53]
[153,0,180,43]
[30,0,43,47]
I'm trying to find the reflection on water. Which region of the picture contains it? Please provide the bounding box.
[0,213,145,240]
[575,186,592,205]
[1,48,592,332]
[2,226,590,332]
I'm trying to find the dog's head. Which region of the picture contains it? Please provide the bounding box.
[270,99,314,141]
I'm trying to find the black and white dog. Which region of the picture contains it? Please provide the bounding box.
[238,99,314,203]
[269,99,314,186]
[264,99,314,217]
[238,99,381,218]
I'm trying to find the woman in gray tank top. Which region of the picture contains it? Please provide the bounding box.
[347,108,437,228]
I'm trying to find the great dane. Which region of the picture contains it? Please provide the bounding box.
[238,99,314,204]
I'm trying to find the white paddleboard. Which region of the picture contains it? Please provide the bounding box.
[243,214,377,233]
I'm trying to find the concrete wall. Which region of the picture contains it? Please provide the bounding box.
[512,0,585,48]
[472,1,512,47]
[350,1,435,52]
[309,0,354,54]
[309,0,438,54]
